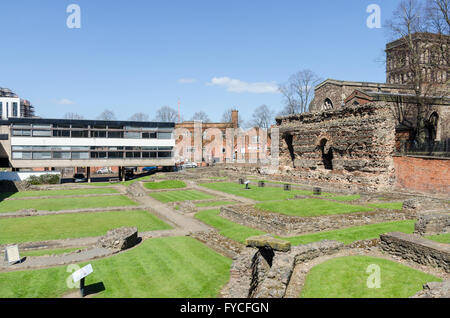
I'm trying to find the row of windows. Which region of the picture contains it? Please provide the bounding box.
[12,151,173,160]
[11,129,172,139]
[0,101,18,118]
[12,146,173,151]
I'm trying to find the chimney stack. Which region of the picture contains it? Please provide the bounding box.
[231,109,239,128]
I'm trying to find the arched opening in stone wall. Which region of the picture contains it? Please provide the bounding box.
[320,138,334,170]
[283,133,295,167]
[425,112,439,142]
[323,98,333,111]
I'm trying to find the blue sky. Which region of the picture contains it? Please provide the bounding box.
[0,0,401,122]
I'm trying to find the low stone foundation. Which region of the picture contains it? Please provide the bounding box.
[220,205,416,236]
[96,227,139,252]
[379,232,450,272]
[414,212,450,236]
[412,280,450,298]
[224,239,344,298]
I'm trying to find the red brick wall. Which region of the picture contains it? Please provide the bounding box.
[394,156,450,194]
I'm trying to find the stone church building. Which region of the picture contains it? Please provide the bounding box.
[276,33,449,194]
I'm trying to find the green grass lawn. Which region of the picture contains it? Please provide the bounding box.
[194,209,415,245]
[0,237,232,298]
[331,194,361,202]
[195,209,265,243]
[200,182,320,201]
[255,199,373,217]
[366,202,404,210]
[0,188,118,200]
[0,210,171,244]
[149,190,215,203]
[284,220,416,245]
[300,255,441,298]
[143,180,187,190]
[195,201,236,207]
[0,195,137,213]
[18,247,87,257]
[425,232,450,244]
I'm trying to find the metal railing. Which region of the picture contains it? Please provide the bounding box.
[396,140,450,158]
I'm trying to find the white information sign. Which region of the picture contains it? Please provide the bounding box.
[72,264,93,283]
[4,245,21,264]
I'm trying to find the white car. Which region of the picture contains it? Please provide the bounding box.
[96,167,111,174]
[182,162,197,169]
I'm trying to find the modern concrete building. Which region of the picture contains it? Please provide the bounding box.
[0,117,175,180]
[0,88,35,119]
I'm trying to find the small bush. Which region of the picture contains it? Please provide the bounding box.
[26,174,60,185]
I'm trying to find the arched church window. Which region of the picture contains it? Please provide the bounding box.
[323,98,333,110]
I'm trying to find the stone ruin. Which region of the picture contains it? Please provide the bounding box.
[275,103,396,192]
[223,235,344,298]
[414,211,450,236]
[96,227,139,253]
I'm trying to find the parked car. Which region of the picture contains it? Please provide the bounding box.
[182,162,197,169]
[96,167,111,174]
[73,173,87,183]
[142,166,157,172]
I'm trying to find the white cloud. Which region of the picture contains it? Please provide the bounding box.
[178,78,197,84]
[207,77,279,94]
[55,98,75,105]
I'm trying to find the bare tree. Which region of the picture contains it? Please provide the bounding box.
[97,109,116,121]
[63,112,84,120]
[250,105,274,129]
[128,112,149,122]
[191,111,211,122]
[154,105,178,122]
[279,69,322,115]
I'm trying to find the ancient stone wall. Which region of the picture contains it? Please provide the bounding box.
[379,232,450,272]
[220,205,416,236]
[224,239,344,298]
[276,103,397,192]
[394,156,450,194]
[414,212,450,236]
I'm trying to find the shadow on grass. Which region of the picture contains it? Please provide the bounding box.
[84,282,106,297]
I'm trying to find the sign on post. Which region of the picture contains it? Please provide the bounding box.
[72,264,93,297]
[4,245,21,265]
[72,264,93,283]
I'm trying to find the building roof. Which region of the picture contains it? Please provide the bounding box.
[314,78,412,91]
[0,117,175,128]
[386,32,450,50]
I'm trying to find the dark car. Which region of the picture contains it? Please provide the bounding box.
[73,173,87,183]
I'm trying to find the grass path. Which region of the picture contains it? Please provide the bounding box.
[425,232,450,244]
[300,255,441,298]
[0,237,232,298]
[0,195,137,213]
[144,180,186,190]
[0,188,118,200]
[199,182,319,201]
[255,199,373,217]
[149,190,214,203]
[0,210,171,244]
[194,209,416,245]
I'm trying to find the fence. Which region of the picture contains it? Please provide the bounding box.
[396,140,450,158]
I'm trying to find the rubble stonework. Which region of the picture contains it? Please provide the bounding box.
[412,281,450,298]
[96,227,139,252]
[224,240,344,298]
[414,212,450,236]
[220,205,416,236]
[275,103,397,192]
[379,232,450,272]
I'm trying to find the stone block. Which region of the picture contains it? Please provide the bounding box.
[246,235,291,252]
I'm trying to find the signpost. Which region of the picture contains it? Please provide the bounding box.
[72,264,93,297]
[4,245,21,265]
